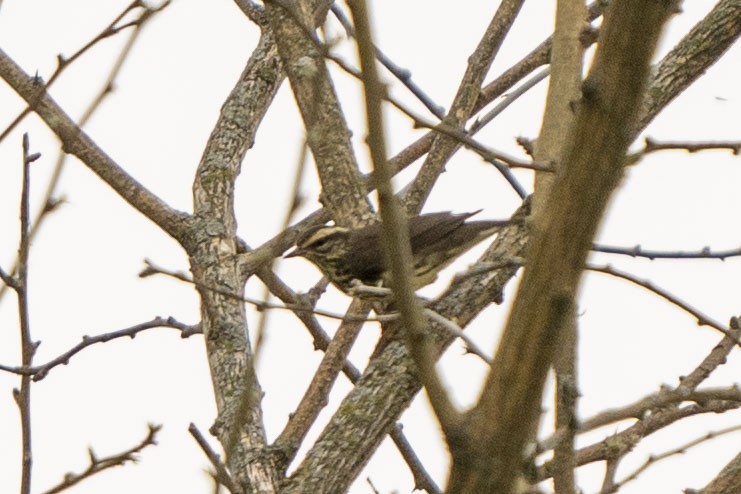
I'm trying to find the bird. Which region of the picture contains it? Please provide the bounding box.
[285,210,510,296]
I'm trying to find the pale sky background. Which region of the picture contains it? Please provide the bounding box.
[1,1,740,493]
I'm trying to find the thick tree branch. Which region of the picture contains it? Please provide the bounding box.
[637,0,741,133]
[273,299,370,467]
[531,2,587,491]
[188,27,286,493]
[264,0,373,227]
[453,2,678,492]
[697,449,741,494]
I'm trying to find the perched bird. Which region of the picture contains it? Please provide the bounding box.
[285,211,509,295]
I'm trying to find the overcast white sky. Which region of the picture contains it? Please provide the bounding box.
[1,1,740,493]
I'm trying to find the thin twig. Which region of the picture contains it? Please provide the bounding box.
[253,139,309,365]
[422,309,492,364]
[0,1,170,144]
[277,0,536,197]
[592,243,741,260]
[388,424,442,494]
[352,0,462,437]
[16,133,39,494]
[189,423,239,494]
[628,137,741,164]
[330,4,446,119]
[537,320,741,458]
[273,298,370,467]
[143,259,380,322]
[586,263,734,339]
[604,424,741,494]
[402,0,529,214]
[584,387,741,434]
[41,424,161,494]
[242,7,583,269]
[0,47,190,242]
[537,401,741,482]
[0,317,200,381]
[0,7,157,303]
[472,67,550,132]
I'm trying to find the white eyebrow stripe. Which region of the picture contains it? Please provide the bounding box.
[300,226,349,247]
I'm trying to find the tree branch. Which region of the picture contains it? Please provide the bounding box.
[264,0,373,227]
[402,0,526,213]
[0,49,190,241]
[41,424,161,494]
[452,2,678,492]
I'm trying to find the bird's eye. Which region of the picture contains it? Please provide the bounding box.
[310,238,329,250]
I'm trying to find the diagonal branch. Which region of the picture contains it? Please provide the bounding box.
[637,0,741,133]
[0,48,190,241]
[264,0,373,227]
[402,0,526,213]
[283,200,531,494]
[0,13,154,303]
[41,424,161,494]
[456,2,678,492]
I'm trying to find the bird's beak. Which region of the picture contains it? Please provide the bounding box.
[284,247,304,259]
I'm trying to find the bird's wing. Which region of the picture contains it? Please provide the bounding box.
[408,211,480,255]
[344,222,386,283]
[342,211,487,282]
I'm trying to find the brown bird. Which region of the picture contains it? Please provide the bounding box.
[285,211,509,295]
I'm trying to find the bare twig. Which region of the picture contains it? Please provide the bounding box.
[15,133,39,494]
[422,309,492,365]
[592,243,741,260]
[472,67,550,132]
[330,4,445,119]
[586,263,733,339]
[0,264,17,289]
[696,447,741,493]
[143,258,374,322]
[461,1,677,491]
[538,319,741,460]
[584,387,741,434]
[604,425,741,494]
[189,423,239,494]
[0,7,157,303]
[639,137,741,156]
[0,1,170,144]
[273,299,370,467]
[41,424,161,494]
[600,457,621,494]
[402,0,528,214]
[537,401,741,483]
[240,7,585,270]
[292,1,536,197]
[389,424,442,494]
[0,48,190,241]
[0,317,200,381]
